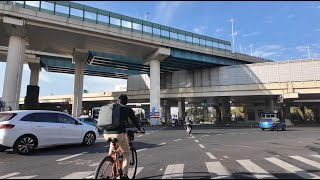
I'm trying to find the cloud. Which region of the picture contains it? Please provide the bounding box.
[314,29,320,32]
[287,14,295,19]
[153,1,183,25]
[242,32,259,38]
[216,28,223,33]
[39,72,51,83]
[193,26,207,34]
[252,44,286,58]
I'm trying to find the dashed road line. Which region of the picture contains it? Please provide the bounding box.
[0,173,20,179]
[56,152,88,162]
[195,139,199,143]
[199,144,205,149]
[136,148,148,152]
[173,139,182,142]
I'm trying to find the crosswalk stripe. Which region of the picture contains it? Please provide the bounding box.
[237,159,276,179]
[206,152,217,160]
[89,162,100,167]
[311,155,320,159]
[162,164,184,179]
[0,173,20,179]
[56,152,88,162]
[199,144,205,148]
[7,175,37,179]
[128,167,144,177]
[173,139,182,142]
[195,140,199,143]
[60,171,94,179]
[205,162,231,179]
[290,156,320,168]
[136,148,148,152]
[265,157,320,179]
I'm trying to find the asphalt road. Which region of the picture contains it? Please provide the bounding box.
[1,126,320,179]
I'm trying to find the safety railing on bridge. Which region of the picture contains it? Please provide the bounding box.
[1,1,232,52]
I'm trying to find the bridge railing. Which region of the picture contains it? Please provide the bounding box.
[1,1,232,52]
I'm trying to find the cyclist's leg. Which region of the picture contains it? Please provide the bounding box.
[116,134,131,176]
[103,134,116,155]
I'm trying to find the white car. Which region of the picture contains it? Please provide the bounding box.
[0,110,99,155]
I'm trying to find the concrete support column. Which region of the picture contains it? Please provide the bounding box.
[243,106,249,121]
[165,104,171,125]
[266,97,275,112]
[2,36,26,110]
[221,97,231,122]
[178,97,186,118]
[29,63,41,86]
[72,59,85,117]
[149,59,161,125]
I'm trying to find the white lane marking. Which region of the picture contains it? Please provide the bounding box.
[311,155,320,159]
[104,145,110,148]
[228,133,236,135]
[173,139,182,142]
[202,135,210,137]
[0,173,21,179]
[162,164,184,179]
[265,157,320,179]
[146,133,150,135]
[136,148,148,152]
[151,131,155,133]
[223,156,229,159]
[56,152,88,162]
[137,135,143,137]
[206,152,217,160]
[89,162,100,167]
[189,136,195,139]
[206,162,231,179]
[237,159,276,179]
[61,171,94,179]
[216,134,222,136]
[290,156,320,168]
[8,175,37,179]
[128,167,144,177]
[195,140,199,143]
[158,142,167,146]
[239,133,247,135]
[199,144,205,148]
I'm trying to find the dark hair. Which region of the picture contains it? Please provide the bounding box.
[118,94,128,105]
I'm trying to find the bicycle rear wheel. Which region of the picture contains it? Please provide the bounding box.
[94,156,115,179]
[127,147,138,179]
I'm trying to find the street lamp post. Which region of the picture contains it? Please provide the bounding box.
[228,18,235,53]
[144,12,149,32]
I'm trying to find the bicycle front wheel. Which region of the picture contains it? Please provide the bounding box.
[94,156,115,179]
[128,147,138,179]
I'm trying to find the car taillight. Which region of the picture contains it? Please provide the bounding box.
[0,124,15,129]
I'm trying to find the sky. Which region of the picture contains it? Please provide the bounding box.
[0,1,320,97]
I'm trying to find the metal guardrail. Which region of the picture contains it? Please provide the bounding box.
[1,1,232,52]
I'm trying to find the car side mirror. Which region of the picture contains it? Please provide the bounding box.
[75,121,82,125]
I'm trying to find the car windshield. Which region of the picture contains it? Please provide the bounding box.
[0,113,17,122]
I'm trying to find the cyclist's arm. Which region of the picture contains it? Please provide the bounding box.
[128,108,141,131]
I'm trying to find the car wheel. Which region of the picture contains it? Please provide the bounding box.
[282,125,286,131]
[83,132,96,146]
[13,135,37,155]
[261,128,265,131]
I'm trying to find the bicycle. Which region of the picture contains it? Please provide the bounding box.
[94,129,145,179]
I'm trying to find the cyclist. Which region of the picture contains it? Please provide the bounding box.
[103,94,141,179]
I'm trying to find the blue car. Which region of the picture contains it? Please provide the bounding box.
[260,113,286,131]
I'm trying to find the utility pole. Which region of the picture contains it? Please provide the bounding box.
[228,18,235,52]
[240,44,243,53]
[249,43,254,56]
[307,45,311,59]
[144,12,149,32]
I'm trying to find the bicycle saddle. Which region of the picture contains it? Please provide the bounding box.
[107,138,118,142]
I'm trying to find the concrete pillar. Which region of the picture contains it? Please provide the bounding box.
[266,97,275,112]
[149,59,161,125]
[29,63,41,86]
[178,97,186,118]
[72,59,85,117]
[243,106,249,121]
[2,36,26,110]
[221,97,231,122]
